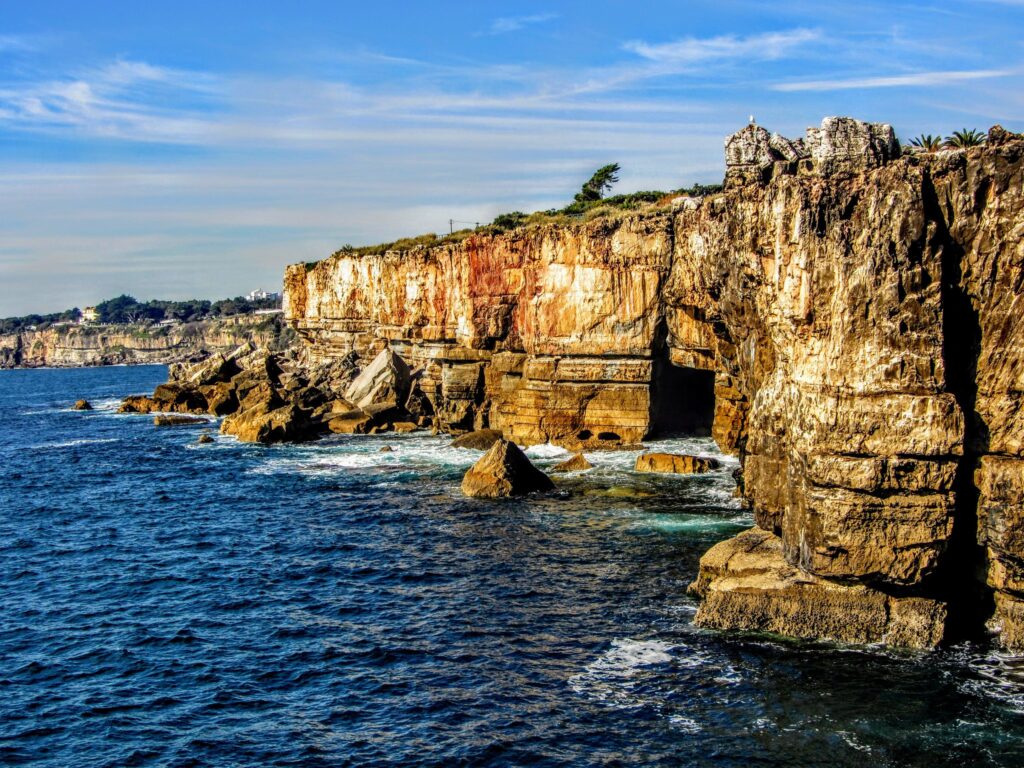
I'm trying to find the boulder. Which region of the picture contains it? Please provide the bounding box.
[327,408,373,434]
[119,395,160,413]
[153,414,209,427]
[344,348,412,410]
[635,453,720,474]
[461,439,555,498]
[169,351,242,386]
[73,399,92,411]
[200,382,239,416]
[220,404,320,444]
[450,429,504,450]
[197,433,215,444]
[379,445,394,453]
[392,421,418,433]
[552,453,593,472]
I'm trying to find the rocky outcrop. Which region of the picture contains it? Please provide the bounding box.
[73,399,92,411]
[552,453,593,472]
[461,440,555,498]
[283,118,1024,651]
[0,314,287,369]
[635,453,720,474]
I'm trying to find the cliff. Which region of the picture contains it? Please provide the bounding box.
[285,118,1024,652]
[0,314,289,368]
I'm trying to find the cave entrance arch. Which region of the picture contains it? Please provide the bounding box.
[649,339,716,438]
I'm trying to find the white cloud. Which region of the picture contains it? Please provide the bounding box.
[772,68,1013,92]
[488,13,558,35]
[623,28,821,64]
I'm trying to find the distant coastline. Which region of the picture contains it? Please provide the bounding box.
[0,313,290,369]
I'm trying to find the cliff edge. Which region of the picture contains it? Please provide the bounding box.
[284,117,1024,652]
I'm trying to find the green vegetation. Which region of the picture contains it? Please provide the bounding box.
[1,293,283,334]
[574,163,621,203]
[946,129,986,148]
[910,134,943,152]
[325,177,724,261]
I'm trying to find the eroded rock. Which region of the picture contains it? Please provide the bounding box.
[73,399,92,411]
[461,439,555,498]
[635,453,720,474]
[552,453,593,472]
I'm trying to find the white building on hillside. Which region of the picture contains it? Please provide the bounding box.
[246,289,280,302]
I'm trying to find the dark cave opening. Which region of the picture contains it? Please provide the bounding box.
[925,174,994,644]
[648,350,716,438]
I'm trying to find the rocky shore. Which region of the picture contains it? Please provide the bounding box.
[130,116,1024,654]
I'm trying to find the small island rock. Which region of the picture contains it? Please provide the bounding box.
[73,399,93,411]
[552,453,593,472]
[635,453,720,474]
[461,439,555,498]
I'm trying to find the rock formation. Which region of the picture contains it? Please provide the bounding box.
[461,440,555,498]
[635,453,720,474]
[0,314,286,369]
[552,453,593,472]
[281,117,1024,651]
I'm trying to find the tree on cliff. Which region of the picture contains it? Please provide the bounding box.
[945,129,985,148]
[909,134,942,152]
[574,163,620,203]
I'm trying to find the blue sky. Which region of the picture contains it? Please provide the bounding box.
[1,1,1022,315]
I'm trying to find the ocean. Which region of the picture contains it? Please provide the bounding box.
[2,365,1023,767]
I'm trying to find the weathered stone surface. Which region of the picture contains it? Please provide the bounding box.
[635,453,720,474]
[804,116,900,176]
[450,429,504,450]
[197,433,215,444]
[153,414,208,426]
[461,439,555,498]
[343,347,412,410]
[73,399,92,411]
[281,120,1024,650]
[690,529,947,649]
[552,453,593,472]
[119,395,160,413]
[220,404,319,444]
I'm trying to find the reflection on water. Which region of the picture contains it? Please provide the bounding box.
[1,365,1022,767]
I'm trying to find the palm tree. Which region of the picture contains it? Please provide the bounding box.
[909,134,943,152]
[945,129,986,148]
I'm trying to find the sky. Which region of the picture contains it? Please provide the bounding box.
[1,1,1022,316]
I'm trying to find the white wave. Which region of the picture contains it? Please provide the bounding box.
[524,442,570,459]
[32,438,120,450]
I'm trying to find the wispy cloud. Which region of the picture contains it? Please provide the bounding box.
[772,68,1013,92]
[623,28,821,64]
[0,34,39,53]
[487,12,558,35]
[0,59,218,143]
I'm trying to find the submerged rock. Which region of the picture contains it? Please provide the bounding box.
[154,414,208,427]
[197,433,215,444]
[552,453,593,472]
[634,453,720,474]
[461,439,555,498]
[450,429,504,450]
[73,399,92,411]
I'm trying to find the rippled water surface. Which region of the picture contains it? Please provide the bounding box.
[2,366,1024,767]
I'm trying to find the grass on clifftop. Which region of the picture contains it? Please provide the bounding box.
[312,183,722,267]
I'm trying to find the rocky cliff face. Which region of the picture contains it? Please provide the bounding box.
[284,118,1024,652]
[0,315,287,368]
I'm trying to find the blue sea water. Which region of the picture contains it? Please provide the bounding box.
[2,365,1024,768]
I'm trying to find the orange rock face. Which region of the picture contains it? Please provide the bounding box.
[285,120,1024,651]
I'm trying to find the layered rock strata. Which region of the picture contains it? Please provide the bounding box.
[284,118,1024,651]
[0,314,287,368]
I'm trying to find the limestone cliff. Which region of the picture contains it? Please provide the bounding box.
[285,118,1024,652]
[0,314,288,368]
